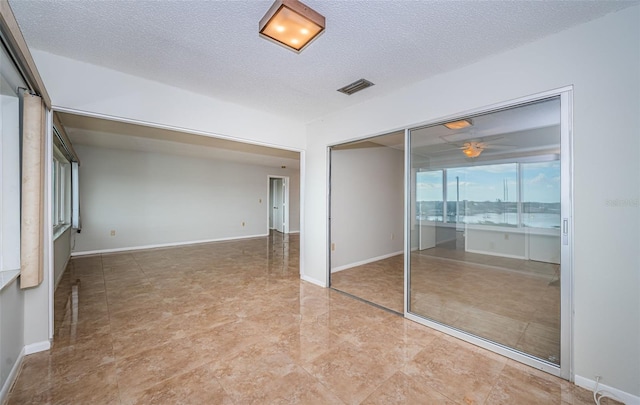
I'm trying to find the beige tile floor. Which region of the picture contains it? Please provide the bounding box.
[331,246,561,364]
[5,232,608,404]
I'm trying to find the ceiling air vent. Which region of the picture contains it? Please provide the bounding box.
[337,78,375,95]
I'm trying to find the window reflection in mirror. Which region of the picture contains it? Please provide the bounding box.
[409,97,562,365]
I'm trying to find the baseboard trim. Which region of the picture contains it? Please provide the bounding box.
[465,248,526,260]
[575,375,639,405]
[331,251,403,273]
[24,340,51,355]
[0,347,25,403]
[300,274,326,288]
[70,234,270,257]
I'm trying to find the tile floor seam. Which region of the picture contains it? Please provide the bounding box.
[298,364,348,405]
[363,367,413,405]
[126,358,223,404]
[215,375,238,405]
[130,252,147,278]
[408,370,461,405]
[416,334,448,372]
[480,362,508,405]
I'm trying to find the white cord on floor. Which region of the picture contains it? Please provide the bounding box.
[593,376,625,405]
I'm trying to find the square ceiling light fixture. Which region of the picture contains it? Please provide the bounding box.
[443,119,473,130]
[259,0,325,53]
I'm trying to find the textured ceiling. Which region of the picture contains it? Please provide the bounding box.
[9,0,637,124]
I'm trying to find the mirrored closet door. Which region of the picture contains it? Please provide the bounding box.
[407,95,571,375]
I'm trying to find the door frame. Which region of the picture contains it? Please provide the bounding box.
[268,175,289,234]
[404,86,574,380]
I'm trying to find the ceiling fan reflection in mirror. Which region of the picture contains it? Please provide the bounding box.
[439,119,512,158]
[439,134,515,159]
[461,142,484,158]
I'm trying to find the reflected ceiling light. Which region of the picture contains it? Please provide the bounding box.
[444,119,473,130]
[462,142,483,158]
[259,0,325,53]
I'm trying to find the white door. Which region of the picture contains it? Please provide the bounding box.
[272,178,284,233]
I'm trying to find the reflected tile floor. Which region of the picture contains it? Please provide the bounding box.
[331,254,404,314]
[6,233,607,404]
[331,248,561,364]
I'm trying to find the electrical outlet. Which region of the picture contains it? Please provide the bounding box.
[331,243,335,251]
[110,230,116,236]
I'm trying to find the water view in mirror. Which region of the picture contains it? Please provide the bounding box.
[409,97,562,365]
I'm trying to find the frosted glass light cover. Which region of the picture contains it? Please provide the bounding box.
[259,0,325,52]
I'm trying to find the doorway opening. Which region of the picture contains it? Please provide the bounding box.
[268,175,289,235]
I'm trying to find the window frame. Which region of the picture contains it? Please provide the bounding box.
[416,156,561,230]
[52,143,71,239]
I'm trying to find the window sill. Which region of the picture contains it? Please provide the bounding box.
[0,269,20,292]
[53,223,71,241]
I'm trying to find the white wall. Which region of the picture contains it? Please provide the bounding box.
[0,279,24,399]
[304,6,639,398]
[330,146,404,270]
[465,226,561,264]
[73,144,300,254]
[286,171,301,234]
[53,228,71,289]
[31,51,306,152]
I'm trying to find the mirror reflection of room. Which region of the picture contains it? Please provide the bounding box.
[329,97,563,365]
[330,131,405,313]
[409,97,562,365]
